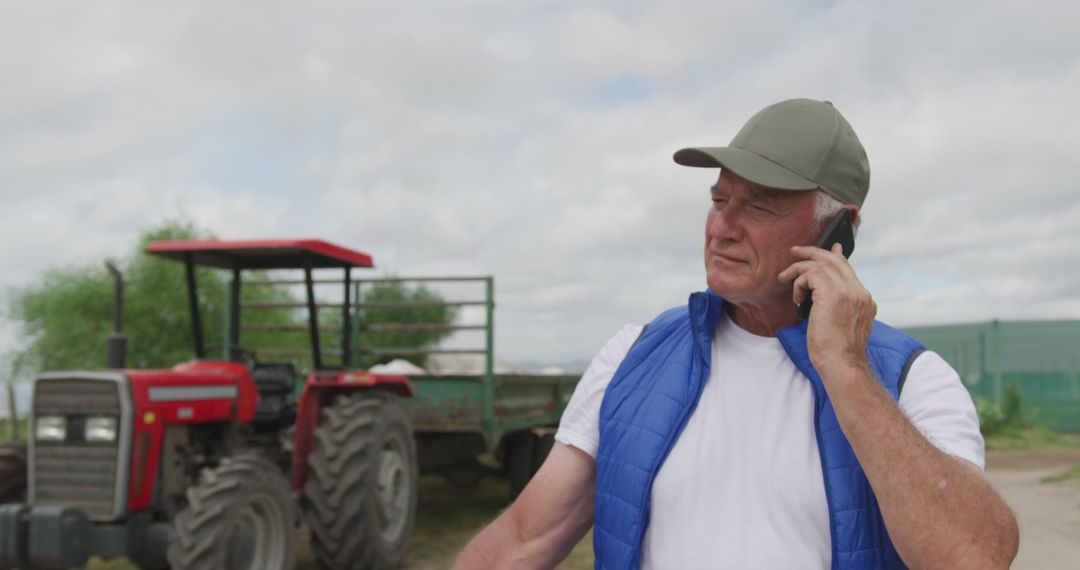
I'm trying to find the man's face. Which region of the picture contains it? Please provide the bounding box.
[704,170,819,306]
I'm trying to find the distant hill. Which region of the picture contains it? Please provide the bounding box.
[519,359,591,375]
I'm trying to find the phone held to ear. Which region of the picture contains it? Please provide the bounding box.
[795,209,854,321]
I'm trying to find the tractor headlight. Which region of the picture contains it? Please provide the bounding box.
[85,416,118,442]
[36,416,67,441]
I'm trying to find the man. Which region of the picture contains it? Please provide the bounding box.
[454,99,1018,569]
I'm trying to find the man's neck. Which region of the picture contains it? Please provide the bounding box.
[725,299,800,337]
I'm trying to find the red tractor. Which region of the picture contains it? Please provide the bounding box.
[0,240,421,569]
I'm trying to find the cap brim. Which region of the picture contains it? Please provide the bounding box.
[673,147,819,191]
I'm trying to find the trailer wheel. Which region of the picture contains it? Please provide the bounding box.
[0,442,27,503]
[167,453,295,570]
[304,392,417,570]
[506,432,537,500]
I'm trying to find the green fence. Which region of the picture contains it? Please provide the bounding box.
[904,320,1080,433]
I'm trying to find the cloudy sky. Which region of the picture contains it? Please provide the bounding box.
[1,0,1078,377]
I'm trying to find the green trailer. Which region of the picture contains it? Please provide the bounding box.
[347,276,581,495]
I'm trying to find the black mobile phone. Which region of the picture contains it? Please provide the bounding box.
[795,209,854,321]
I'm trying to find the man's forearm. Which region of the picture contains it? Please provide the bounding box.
[454,497,590,569]
[454,443,596,569]
[821,362,1018,569]
[454,513,519,569]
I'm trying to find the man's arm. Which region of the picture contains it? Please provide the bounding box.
[817,364,1016,568]
[781,244,1019,569]
[453,442,595,569]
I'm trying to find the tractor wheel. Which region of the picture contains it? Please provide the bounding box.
[166,453,295,570]
[506,431,537,500]
[0,442,27,504]
[304,392,417,570]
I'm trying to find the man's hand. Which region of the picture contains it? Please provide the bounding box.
[780,243,1018,568]
[778,242,877,378]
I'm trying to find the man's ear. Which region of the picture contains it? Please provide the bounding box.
[845,204,859,226]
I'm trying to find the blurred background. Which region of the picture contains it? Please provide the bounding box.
[1,2,1079,567]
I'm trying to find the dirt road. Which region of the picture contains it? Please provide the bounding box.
[986,449,1080,570]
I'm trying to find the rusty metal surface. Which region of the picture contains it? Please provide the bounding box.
[404,376,486,432]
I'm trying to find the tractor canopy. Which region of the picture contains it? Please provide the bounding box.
[145,239,373,368]
[145,239,374,269]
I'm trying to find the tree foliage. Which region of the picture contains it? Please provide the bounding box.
[355,281,458,369]
[7,219,458,376]
[7,219,227,373]
[8,262,115,375]
[973,383,1026,436]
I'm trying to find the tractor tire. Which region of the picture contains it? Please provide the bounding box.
[506,431,537,500]
[0,442,27,504]
[166,453,295,570]
[304,392,417,570]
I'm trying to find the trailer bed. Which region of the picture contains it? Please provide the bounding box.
[403,373,579,448]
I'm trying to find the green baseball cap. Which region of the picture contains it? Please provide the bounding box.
[673,98,870,207]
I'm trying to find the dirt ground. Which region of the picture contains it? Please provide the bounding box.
[353,449,1080,569]
[986,448,1080,570]
[301,451,1080,569]
[86,447,1080,569]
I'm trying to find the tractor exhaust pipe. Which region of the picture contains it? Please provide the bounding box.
[105,261,127,369]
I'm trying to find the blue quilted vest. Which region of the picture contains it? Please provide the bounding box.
[594,291,924,569]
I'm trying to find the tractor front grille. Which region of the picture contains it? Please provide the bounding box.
[33,444,118,518]
[32,374,130,520]
[34,378,122,415]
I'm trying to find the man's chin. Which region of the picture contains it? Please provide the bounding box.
[705,280,743,299]
[706,276,768,302]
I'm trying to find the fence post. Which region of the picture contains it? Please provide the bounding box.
[991,320,1004,404]
[482,277,496,443]
[5,382,17,441]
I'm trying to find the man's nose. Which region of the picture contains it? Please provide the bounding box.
[707,206,745,242]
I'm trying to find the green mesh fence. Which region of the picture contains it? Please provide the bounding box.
[904,320,1080,433]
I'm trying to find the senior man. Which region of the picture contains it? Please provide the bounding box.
[454,99,1018,569]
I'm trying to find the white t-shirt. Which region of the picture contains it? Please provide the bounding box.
[556,313,984,570]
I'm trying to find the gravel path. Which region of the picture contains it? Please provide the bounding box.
[986,449,1080,570]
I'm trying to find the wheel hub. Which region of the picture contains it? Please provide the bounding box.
[376,436,410,541]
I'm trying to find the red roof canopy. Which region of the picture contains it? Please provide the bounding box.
[146,239,374,269]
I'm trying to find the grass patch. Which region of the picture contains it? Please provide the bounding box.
[0,417,28,443]
[1041,463,1080,484]
[399,475,592,570]
[85,557,135,570]
[985,424,1080,451]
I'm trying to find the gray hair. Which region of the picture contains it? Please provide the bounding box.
[813,190,860,237]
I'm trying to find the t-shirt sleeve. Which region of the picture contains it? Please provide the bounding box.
[555,324,644,458]
[898,351,986,470]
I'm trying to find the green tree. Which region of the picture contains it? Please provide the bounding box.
[7,259,114,374]
[124,220,229,368]
[354,281,459,369]
[7,218,229,373]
